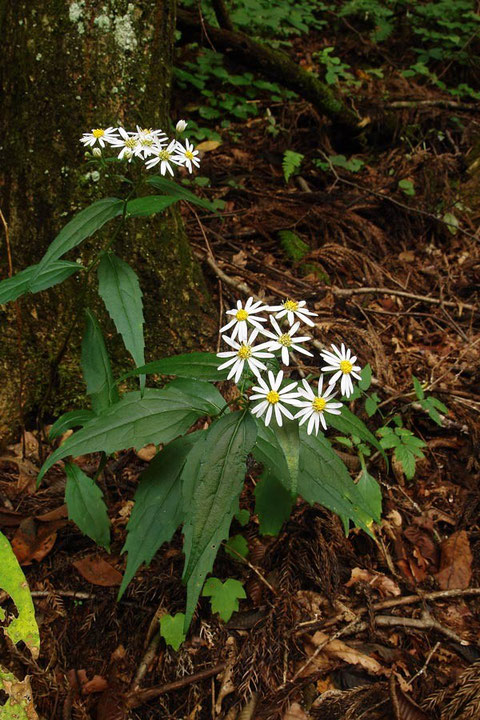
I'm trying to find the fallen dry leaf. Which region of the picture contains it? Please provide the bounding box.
[135,444,157,462]
[301,631,386,677]
[73,555,122,586]
[196,140,221,152]
[11,517,64,565]
[346,567,401,598]
[435,530,472,590]
[283,702,309,720]
[36,505,68,522]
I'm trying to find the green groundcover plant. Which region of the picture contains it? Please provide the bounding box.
[0,118,387,634]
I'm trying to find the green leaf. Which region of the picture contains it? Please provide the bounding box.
[394,444,416,480]
[64,463,111,549]
[443,211,459,235]
[118,433,199,599]
[398,179,415,196]
[282,150,304,182]
[358,364,372,391]
[275,419,299,498]
[126,195,177,217]
[278,229,309,262]
[254,471,293,535]
[412,375,425,400]
[0,530,40,658]
[97,252,145,390]
[181,412,257,630]
[0,260,81,305]
[160,613,186,651]
[121,352,229,382]
[147,175,220,213]
[298,429,374,535]
[164,377,227,415]
[202,577,246,622]
[235,508,250,526]
[356,468,382,524]
[38,388,203,482]
[225,534,249,560]
[81,309,119,414]
[327,406,386,459]
[252,420,291,492]
[48,409,95,440]
[29,198,124,286]
[364,393,380,418]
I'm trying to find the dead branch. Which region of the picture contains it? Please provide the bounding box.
[126,662,227,708]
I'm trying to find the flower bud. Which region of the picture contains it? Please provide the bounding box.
[92,147,102,157]
[176,119,187,133]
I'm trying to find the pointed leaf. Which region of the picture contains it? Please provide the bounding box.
[0,531,40,658]
[48,409,95,440]
[81,309,119,414]
[0,260,81,304]
[147,175,220,213]
[160,613,186,651]
[356,468,382,524]
[121,351,229,382]
[97,252,145,389]
[275,419,299,498]
[254,470,293,535]
[29,198,124,286]
[126,195,177,217]
[327,406,386,459]
[164,377,227,415]
[252,420,291,492]
[65,463,111,549]
[181,412,257,630]
[38,388,203,482]
[118,433,200,599]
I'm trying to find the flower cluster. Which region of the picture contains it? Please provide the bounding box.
[79,120,200,176]
[217,297,362,435]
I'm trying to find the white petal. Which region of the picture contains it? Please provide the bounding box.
[307,414,316,435]
[217,357,237,370]
[220,318,236,333]
[281,347,290,365]
[329,370,343,385]
[265,405,273,426]
[274,405,283,426]
[278,403,294,420]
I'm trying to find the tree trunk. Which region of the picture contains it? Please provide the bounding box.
[0,0,216,444]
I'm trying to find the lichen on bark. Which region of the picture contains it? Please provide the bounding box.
[0,0,216,443]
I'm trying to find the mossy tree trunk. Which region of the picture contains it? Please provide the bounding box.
[0,0,216,443]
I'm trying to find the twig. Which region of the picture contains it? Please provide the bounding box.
[126,662,226,708]
[222,542,278,596]
[374,611,469,645]
[389,673,401,720]
[330,285,478,313]
[406,641,440,687]
[388,99,478,111]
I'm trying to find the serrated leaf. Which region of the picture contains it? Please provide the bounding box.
[298,429,374,535]
[147,175,220,213]
[64,463,111,549]
[364,395,378,417]
[327,406,386,459]
[48,409,95,440]
[29,198,124,286]
[202,577,246,622]
[358,364,372,391]
[275,419,299,498]
[38,388,203,482]
[97,252,145,390]
[181,412,257,630]
[394,444,416,479]
[412,375,425,400]
[121,351,229,382]
[225,534,249,560]
[160,613,186,651]
[0,260,81,305]
[282,150,304,182]
[0,531,40,658]
[118,433,199,599]
[126,195,177,217]
[254,470,293,535]
[81,309,119,414]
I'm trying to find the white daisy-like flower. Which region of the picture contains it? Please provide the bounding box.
[250,370,302,427]
[220,297,268,343]
[80,127,119,148]
[133,126,168,158]
[261,317,313,366]
[321,343,362,398]
[173,139,200,173]
[109,126,139,160]
[267,298,317,327]
[294,376,343,435]
[176,119,188,133]
[217,329,274,384]
[145,139,181,175]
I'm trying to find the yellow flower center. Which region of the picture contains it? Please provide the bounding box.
[284,300,299,312]
[141,138,154,146]
[266,390,280,404]
[237,345,252,360]
[312,397,327,413]
[236,309,248,321]
[185,150,194,160]
[340,359,353,374]
[92,129,105,138]
[125,138,137,149]
[158,149,170,160]
[279,333,292,347]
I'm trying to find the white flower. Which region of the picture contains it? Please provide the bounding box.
[217,329,274,384]
[133,126,168,159]
[267,298,317,327]
[261,317,313,366]
[294,376,342,435]
[80,127,119,148]
[145,139,181,175]
[321,343,362,398]
[176,119,188,133]
[250,370,302,427]
[109,126,139,160]
[220,297,268,343]
[173,139,200,173]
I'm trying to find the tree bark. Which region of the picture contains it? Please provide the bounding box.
[0,0,216,443]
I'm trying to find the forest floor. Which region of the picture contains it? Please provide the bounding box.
[1,28,480,720]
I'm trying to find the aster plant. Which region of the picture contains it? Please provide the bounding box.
[0,121,384,635]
